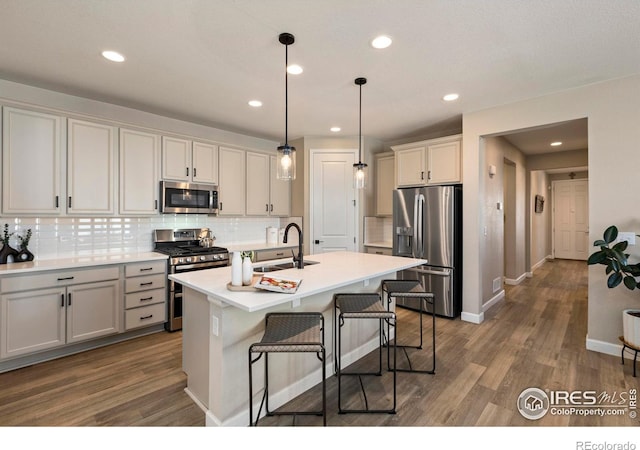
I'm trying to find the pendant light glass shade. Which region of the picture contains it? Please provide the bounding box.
[277,33,296,180]
[277,144,296,180]
[353,77,367,189]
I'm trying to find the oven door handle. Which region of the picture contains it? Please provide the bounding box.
[174,262,227,271]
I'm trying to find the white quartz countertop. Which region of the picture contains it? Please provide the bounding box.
[0,251,168,275]
[222,242,298,253]
[169,250,427,312]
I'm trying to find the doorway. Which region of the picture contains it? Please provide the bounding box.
[309,149,358,254]
[552,178,589,260]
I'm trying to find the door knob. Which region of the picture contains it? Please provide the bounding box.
[314,240,324,244]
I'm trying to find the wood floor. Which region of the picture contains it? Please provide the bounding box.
[1,259,638,427]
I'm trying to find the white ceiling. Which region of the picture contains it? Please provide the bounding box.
[1,0,639,149]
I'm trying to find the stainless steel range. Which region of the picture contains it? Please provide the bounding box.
[153,228,229,332]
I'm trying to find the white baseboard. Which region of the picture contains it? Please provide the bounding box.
[504,273,527,285]
[585,335,635,360]
[461,310,484,324]
[484,290,505,311]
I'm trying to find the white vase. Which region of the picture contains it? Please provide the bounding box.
[231,251,242,286]
[622,309,640,348]
[242,256,253,286]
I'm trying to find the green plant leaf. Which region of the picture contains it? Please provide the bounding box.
[603,226,618,244]
[587,251,607,265]
[608,272,623,288]
[623,276,638,290]
[611,249,628,265]
[613,240,629,252]
[609,259,620,272]
[593,239,606,247]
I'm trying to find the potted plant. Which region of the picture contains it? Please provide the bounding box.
[587,225,640,347]
[17,229,34,262]
[0,224,18,264]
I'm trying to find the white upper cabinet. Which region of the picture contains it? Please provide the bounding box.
[119,128,161,215]
[375,152,395,216]
[245,152,291,217]
[162,137,219,184]
[269,155,291,217]
[2,107,64,215]
[218,146,246,216]
[162,136,191,181]
[192,141,218,184]
[67,118,117,215]
[393,134,462,187]
[246,151,270,215]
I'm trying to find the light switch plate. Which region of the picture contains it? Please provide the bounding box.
[617,232,636,245]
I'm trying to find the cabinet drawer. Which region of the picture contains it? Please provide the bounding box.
[1,266,120,293]
[125,260,166,277]
[365,246,393,256]
[125,273,166,293]
[254,248,293,262]
[125,288,166,309]
[125,302,166,330]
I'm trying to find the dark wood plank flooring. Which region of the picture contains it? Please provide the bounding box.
[1,259,638,427]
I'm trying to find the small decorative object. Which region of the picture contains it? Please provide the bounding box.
[0,224,18,264]
[242,255,253,286]
[17,229,34,262]
[231,251,242,286]
[534,195,544,213]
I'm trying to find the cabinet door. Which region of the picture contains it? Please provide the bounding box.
[218,147,246,216]
[246,152,270,216]
[2,107,64,215]
[119,128,160,215]
[192,141,219,184]
[162,136,191,181]
[1,287,66,359]
[269,155,291,216]
[66,280,121,344]
[67,119,116,215]
[395,146,426,187]
[375,154,394,216]
[427,140,461,184]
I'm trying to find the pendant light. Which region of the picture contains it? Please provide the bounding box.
[276,32,296,180]
[353,77,367,189]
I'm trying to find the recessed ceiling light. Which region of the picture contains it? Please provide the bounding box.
[443,93,459,102]
[248,100,262,107]
[102,50,125,62]
[550,141,563,146]
[330,127,341,132]
[371,35,392,49]
[287,64,303,75]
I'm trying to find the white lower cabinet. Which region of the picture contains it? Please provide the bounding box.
[0,267,121,360]
[124,260,167,331]
[365,246,393,256]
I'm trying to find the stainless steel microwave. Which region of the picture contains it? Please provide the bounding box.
[160,181,218,214]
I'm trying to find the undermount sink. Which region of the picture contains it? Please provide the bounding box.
[253,260,319,273]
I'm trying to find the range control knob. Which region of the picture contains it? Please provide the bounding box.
[200,256,206,261]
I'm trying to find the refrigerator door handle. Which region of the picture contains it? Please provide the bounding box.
[408,266,452,277]
[412,193,419,258]
[417,193,425,258]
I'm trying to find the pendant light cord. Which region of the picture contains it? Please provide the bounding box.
[358,81,362,162]
[285,42,289,146]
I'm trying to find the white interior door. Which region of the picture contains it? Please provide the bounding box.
[311,150,357,254]
[553,179,589,260]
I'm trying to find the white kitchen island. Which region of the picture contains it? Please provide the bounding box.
[169,250,427,427]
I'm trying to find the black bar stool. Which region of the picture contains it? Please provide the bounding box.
[333,293,397,414]
[248,312,326,426]
[381,279,436,374]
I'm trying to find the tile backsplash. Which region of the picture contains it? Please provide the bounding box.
[1,215,302,260]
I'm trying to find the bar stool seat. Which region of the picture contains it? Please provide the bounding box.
[249,312,326,426]
[381,279,436,374]
[334,293,397,414]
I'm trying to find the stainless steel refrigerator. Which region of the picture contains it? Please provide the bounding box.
[392,184,462,318]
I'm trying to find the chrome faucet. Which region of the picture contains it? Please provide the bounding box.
[283,223,303,269]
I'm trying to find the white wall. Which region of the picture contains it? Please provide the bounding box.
[462,74,640,354]
[529,170,550,269]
